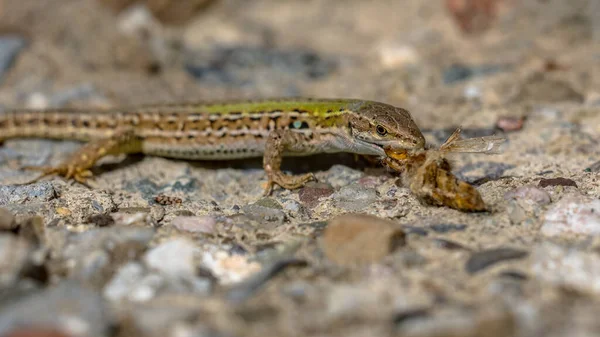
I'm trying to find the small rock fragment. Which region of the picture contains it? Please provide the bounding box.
[377,44,420,68]
[0,208,16,231]
[86,214,115,227]
[0,234,32,287]
[538,177,578,188]
[321,214,405,266]
[243,198,286,222]
[0,183,56,206]
[202,250,262,284]
[429,223,467,233]
[143,238,197,277]
[495,116,525,132]
[0,36,26,84]
[541,194,600,236]
[331,183,377,212]
[298,183,334,208]
[504,186,551,205]
[532,243,600,294]
[0,281,109,337]
[466,247,528,274]
[172,215,216,233]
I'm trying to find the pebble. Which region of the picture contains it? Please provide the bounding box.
[0,183,56,206]
[495,116,525,132]
[377,44,420,68]
[456,162,514,184]
[298,183,334,208]
[538,177,578,188]
[532,243,600,294]
[201,250,262,285]
[243,198,286,223]
[143,238,197,278]
[465,247,529,274]
[0,281,109,337]
[0,207,16,231]
[104,262,158,302]
[541,194,600,236]
[0,36,26,83]
[0,234,32,287]
[504,186,551,205]
[321,214,405,266]
[442,63,508,85]
[429,223,467,233]
[331,183,377,212]
[172,215,216,233]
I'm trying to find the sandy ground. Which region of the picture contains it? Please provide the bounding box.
[0,0,600,336]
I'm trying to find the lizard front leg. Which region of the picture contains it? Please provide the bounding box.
[20,129,142,185]
[263,130,317,196]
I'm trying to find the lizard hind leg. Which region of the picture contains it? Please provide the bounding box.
[263,130,317,196]
[18,129,141,186]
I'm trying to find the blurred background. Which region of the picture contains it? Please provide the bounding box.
[0,0,598,133]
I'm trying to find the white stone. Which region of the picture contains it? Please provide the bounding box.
[541,194,600,236]
[143,238,197,277]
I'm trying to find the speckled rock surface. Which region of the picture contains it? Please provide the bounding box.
[0,0,599,336]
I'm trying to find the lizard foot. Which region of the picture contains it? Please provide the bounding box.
[19,163,94,186]
[263,171,316,196]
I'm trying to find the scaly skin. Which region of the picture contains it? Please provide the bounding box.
[0,98,426,194]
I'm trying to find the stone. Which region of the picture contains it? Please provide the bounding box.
[0,208,16,231]
[541,194,600,236]
[321,214,405,266]
[465,248,529,274]
[532,243,600,295]
[0,234,32,287]
[0,36,26,84]
[143,238,197,277]
[298,183,334,208]
[172,216,216,233]
[0,281,109,337]
[331,183,377,212]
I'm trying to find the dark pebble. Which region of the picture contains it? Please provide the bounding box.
[393,308,430,326]
[86,214,115,227]
[429,223,467,233]
[442,63,509,85]
[432,238,471,251]
[456,161,515,185]
[403,226,428,236]
[298,183,334,208]
[498,270,528,281]
[466,248,529,274]
[538,177,578,188]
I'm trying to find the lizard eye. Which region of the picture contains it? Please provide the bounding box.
[376,125,388,136]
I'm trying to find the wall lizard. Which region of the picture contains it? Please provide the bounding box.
[0,98,426,195]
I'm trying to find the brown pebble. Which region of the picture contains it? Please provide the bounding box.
[321,214,405,266]
[0,207,16,231]
[86,214,115,227]
[154,194,183,205]
[495,116,525,132]
[538,177,578,188]
[299,183,334,208]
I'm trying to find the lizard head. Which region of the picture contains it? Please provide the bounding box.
[347,101,426,155]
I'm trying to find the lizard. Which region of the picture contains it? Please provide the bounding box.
[0,98,426,195]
